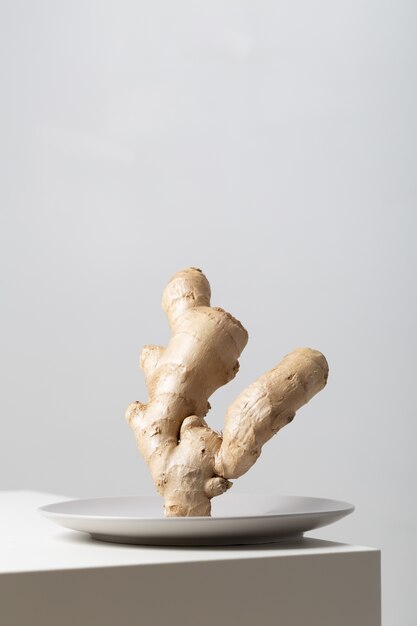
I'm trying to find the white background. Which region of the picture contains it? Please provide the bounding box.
[1,1,416,623]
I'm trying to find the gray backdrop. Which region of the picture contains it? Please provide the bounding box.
[1,1,416,624]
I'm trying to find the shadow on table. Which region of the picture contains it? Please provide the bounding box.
[59,532,348,553]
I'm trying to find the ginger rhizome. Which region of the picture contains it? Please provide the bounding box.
[126,268,328,517]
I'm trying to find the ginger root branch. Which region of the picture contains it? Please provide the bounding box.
[126,268,328,517]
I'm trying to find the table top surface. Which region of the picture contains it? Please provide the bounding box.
[0,491,378,574]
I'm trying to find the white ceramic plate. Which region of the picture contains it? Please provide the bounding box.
[39,494,354,546]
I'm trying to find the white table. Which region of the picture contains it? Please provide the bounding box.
[0,491,380,626]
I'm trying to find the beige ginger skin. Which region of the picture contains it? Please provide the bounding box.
[126,268,328,517]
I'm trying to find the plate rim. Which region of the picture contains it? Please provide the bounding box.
[38,493,355,523]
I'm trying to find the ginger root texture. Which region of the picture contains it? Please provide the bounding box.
[126,268,328,517]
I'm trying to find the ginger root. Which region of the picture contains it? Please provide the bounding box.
[126,268,328,517]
